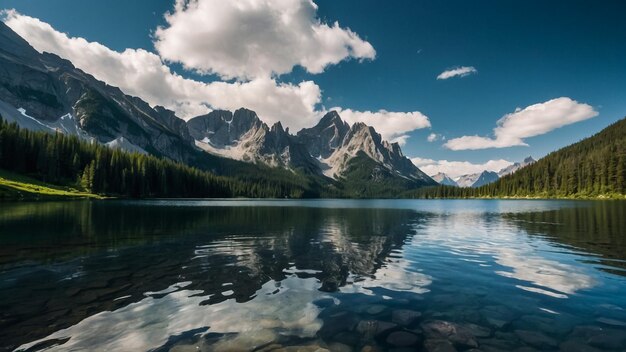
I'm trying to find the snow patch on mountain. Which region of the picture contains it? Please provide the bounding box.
[106,137,147,155]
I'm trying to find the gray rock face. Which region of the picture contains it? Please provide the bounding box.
[320,120,435,184]
[188,108,318,173]
[297,111,350,159]
[153,106,193,143]
[0,22,195,162]
[187,108,263,147]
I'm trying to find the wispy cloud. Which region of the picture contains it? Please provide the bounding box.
[437,66,477,80]
[411,157,513,179]
[444,97,598,150]
[427,133,440,142]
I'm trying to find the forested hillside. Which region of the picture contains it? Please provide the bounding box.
[0,117,311,198]
[411,117,626,199]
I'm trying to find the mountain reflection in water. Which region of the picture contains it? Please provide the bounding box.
[0,200,625,351]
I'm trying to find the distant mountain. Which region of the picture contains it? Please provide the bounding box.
[455,173,481,188]
[452,157,536,188]
[414,118,626,198]
[498,156,536,177]
[431,172,458,186]
[471,171,500,187]
[455,171,499,188]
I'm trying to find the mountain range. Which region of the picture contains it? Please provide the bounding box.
[431,157,536,188]
[0,22,436,196]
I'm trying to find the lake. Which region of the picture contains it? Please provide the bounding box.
[1,199,625,351]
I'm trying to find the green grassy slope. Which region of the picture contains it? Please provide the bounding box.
[0,169,102,200]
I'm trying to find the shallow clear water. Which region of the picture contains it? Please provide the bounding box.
[1,199,625,351]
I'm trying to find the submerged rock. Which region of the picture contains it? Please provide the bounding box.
[595,317,626,327]
[274,346,330,352]
[514,330,557,349]
[392,309,422,326]
[478,337,520,351]
[366,305,387,315]
[386,331,420,347]
[559,339,602,352]
[356,320,397,338]
[462,323,491,338]
[480,305,517,329]
[212,329,277,351]
[421,320,478,348]
[332,331,361,346]
[319,311,359,338]
[515,314,573,336]
[328,342,353,352]
[586,329,626,350]
[424,339,457,352]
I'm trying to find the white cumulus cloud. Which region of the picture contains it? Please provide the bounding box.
[443,97,598,150]
[154,0,376,80]
[411,157,513,179]
[333,108,431,145]
[437,66,477,80]
[3,10,429,141]
[2,10,322,129]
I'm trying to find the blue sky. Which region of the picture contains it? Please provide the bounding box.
[3,0,625,176]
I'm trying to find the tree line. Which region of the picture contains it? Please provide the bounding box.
[0,117,306,198]
[410,117,626,199]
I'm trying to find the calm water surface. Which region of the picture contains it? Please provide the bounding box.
[0,199,625,351]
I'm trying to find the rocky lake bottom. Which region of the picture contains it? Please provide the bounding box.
[0,199,625,351]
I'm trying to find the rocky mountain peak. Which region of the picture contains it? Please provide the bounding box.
[472,170,499,187]
[187,108,265,147]
[153,106,193,143]
[233,108,262,126]
[431,172,458,186]
[270,121,285,134]
[318,110,345,127]
[297,110,350,159]
[498,156,537,177]
[0,22,41,64]
[318,117,433,183]
[390,142,403,156]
